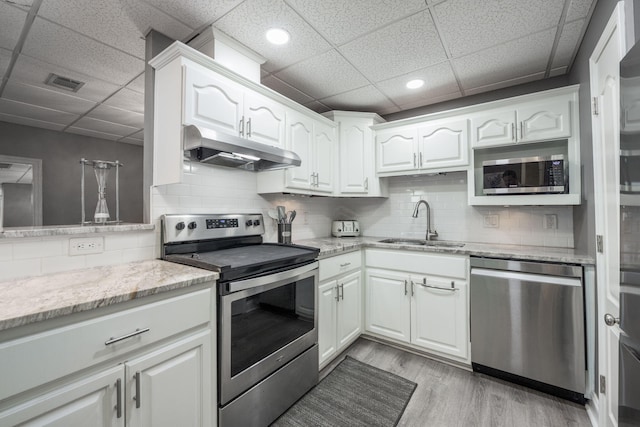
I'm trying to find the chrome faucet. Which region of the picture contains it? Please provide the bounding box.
[412,200,438,241]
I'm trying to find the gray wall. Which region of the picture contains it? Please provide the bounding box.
[1,183,33,227]
[0,121,143,225]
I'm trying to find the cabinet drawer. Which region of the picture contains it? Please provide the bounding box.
[366,249,467,279]
[319,251,362,281]
[0,288,211,401]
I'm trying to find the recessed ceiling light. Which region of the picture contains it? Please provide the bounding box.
[266,28,290,45]
[406,79,424,89]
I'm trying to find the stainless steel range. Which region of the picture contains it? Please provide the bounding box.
[161,214,320,427]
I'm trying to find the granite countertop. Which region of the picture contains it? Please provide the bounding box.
[0,260,218,332]
[295,236,595,265]
[0,223,155,239]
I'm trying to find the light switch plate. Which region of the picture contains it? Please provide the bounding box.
[544,214,558,229]
[69,237,104,255]
[483,214,499,228]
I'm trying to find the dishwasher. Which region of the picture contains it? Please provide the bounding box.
[470,257,585,403]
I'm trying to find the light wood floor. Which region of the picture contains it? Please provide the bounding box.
[320,338,591,427]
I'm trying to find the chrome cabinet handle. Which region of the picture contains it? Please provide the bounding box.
[519,121,523,140]
[247,117,252,138]
[404,279,408,295]
[418,278,459,292]
[604,313,619,326]
[340,262,351,267]
[239,117,245,137]
[419,152,423,167]
[315,173,319,186]
[335,284,340,301]
[340,283,344,300]
[364,177,369,190]
[411,280,415,297]
[413,153,417,168]
[115,378,122,418]
[511,123,515,141]
[105,328,150,346]
[134,371,141,408]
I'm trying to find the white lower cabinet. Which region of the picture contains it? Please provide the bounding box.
[318,252,362,368]
[365,249,469,362]
[0,287,214,427]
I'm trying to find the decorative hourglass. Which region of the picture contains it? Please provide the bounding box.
[80,159,123,225]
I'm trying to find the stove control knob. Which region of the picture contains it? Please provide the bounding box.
[253,220,261,226]
[245,220,253,227]
[188,221,197,230]
[175,222,185,231]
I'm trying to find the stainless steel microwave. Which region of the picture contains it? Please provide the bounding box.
[482,155,567,195]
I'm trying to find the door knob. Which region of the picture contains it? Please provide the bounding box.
[604,313,619,326]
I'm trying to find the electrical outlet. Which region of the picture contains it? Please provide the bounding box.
[544,214,558,229]
[69,237,104,256]
[483,214,499,228]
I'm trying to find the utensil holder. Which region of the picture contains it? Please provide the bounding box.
[278,223,292,244]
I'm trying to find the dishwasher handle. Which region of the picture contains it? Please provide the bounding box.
[471,267,583,287]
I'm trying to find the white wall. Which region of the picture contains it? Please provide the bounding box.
[341,172,574,248]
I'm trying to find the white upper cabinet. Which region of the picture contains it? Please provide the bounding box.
[418,118,469,169]
[243,91,286,147]
[323,111,387,197]
[376,118,469,176]
[314,122,335,193]
[470,94,572,148]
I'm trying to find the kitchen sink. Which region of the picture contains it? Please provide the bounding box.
[377,238,465,248]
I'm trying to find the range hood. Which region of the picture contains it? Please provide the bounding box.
[183,125,301,171]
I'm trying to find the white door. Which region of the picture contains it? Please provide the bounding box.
[183,66,243,136]
[126,331,211,427]
[340,122,368,193]
[470,109,516,148]
[0,365,124,427]
[375,128,417,173]
[318,279,338,366]
[590,4,626,426]
[314,122,335,193]
[517,96,572,142]
[244,92,286,147]
[418,118,469,169]
[336,271,362,350]
[411,277,468,359]
[365,268,411,342]
[285,111,314,190]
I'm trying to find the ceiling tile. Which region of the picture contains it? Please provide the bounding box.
[72,116,139,137]
[552,19,585,69]
[126,73,145,94]
[261,75,314,104]
[464,73,545,97]
[118,0,198,41]
[396,91,462,111]
[22,18,145,86]
[103,88,144,114]
[566,0,596,22]
[11,54,121,103]
[119,136,144,146]
[126,129,144,140]
[0,112,65,132]
[214,0,332,73]
[0,2,26,50]
[434,0,564,57]
[3,81,97,115]
[320,85,396,114]
[142,0,243,29]
[376,62,460,107]
[274,49,369,99]
[285,0,426,45]
[454,29,555,91]
[0,47,11,77]
[87,104,144,128]
[66,126,121,141]
[339,11,446,82]
[0,98,78,125]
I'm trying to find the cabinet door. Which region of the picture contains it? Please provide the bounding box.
[622,78,640,133]
[285,111,314,190]
[337,271,362,351]
[411,277,468,359]
[314,122,335,193]
[470,110,516,148]
[127,331,211,427]
[375,128,418,173]
[340,122,368,193]
[365,268,411,342]
[183,66,243,136]
[517,97,571,142]
[418,118,468,169]
[244,92,286,147]
[318,280,338,366]
[0,366,124,427]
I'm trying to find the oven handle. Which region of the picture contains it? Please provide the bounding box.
[227,261,319,293]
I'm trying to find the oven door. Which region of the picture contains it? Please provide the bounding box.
[219,261,318,406]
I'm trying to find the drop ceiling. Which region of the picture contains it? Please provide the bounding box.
[0,0,597,145]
